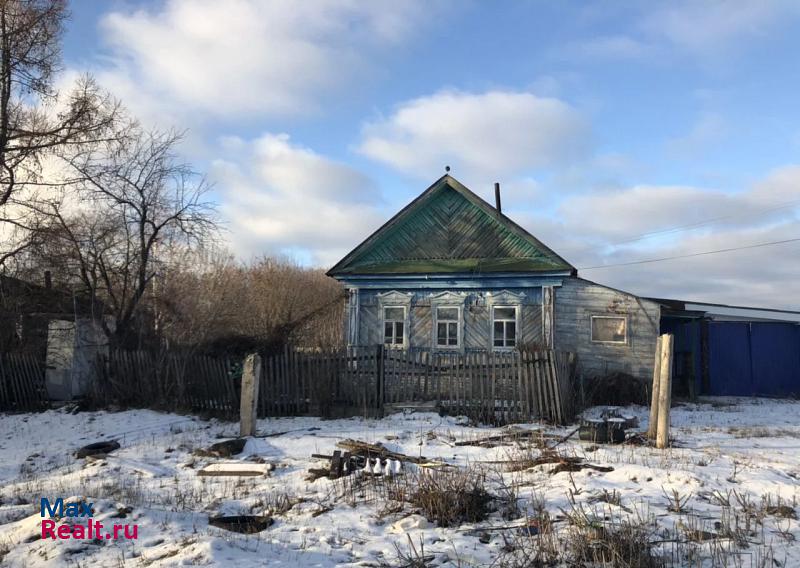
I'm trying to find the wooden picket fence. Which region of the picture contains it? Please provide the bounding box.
[259,346,576,425]
[87,347,577,425]
[92,350,239,418]
[0,353,49,411]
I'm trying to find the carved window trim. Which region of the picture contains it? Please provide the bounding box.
[487,290,524,351]
[430,291,467,351]
[376,291,413,348]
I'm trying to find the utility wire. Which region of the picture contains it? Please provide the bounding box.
[607,198,800,246]
[579,236,800,270]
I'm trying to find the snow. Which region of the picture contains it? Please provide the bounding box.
[0,398,798,566]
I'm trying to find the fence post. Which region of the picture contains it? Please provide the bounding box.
[656,334,674,449]
[375,344,384,415]
[240,353,261,437]
[647,335,664,440]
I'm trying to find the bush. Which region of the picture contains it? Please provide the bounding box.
[395,468,492,528]
[584,372,648,406]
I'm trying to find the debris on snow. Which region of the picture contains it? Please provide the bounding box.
[208,515,273,534]
[75,440,120,458]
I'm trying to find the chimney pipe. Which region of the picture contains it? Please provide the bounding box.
[44,270,52,290]
[494,182,502,213]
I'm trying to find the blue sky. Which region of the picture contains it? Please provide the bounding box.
[58,0,800,307]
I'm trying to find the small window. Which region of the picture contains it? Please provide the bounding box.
[436,306,460,347]
[383,306,406,346]
[591,316,627,344]
[493,306,517,348]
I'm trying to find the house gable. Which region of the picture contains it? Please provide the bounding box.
[328,175,574,276]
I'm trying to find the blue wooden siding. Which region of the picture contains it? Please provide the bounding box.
[355,287,543,350]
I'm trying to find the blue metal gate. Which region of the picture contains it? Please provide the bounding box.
[708,322,800,396]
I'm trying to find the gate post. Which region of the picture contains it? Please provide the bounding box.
[239,353,261,437]
[656,334,674,449]
[647,335,664,440]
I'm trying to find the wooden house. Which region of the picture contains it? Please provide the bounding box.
[328,174,662,382]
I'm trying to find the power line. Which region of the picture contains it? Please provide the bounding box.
[607,198,800,247]
[579,236,800,270]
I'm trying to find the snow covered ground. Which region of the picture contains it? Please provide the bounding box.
[1,398,799,567]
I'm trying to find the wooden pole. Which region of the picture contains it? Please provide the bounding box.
[647,335,663,440]
[239,353,261,437]
[375,344,384,416]
[655,334,674,449]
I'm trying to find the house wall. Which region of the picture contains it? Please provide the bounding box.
[351,288,544,351]
[553,277,660,381]
[344,278,660,379]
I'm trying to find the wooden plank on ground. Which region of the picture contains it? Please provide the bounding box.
[197,462,271,477]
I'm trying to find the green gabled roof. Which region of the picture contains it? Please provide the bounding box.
[327,175,574,276]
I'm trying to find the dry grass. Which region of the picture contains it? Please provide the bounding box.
[382,535,435,567]
[333,465,495,528]
[567,520,658,568]
[401,468,492,528]
[727,426,800,438]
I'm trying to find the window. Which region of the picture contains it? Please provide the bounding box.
[493,306,517,348]
[591,316,627,344]
[383,306,405,347]
[435,306,460,347]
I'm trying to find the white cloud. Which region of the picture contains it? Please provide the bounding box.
[642,0,800,55]
[95,0,437,120]
[558,185,738,242]
[507,167,800,308]
[666,112,729,157]
[560,1,800,64]
[213,133,385,265]
[581,221,800,308]
[358,90,589,179]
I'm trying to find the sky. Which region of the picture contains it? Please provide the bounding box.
[58,0,800,309]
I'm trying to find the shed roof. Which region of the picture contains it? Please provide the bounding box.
[649,297,800,323]
[328,175,574,277]
[0,275,100,316]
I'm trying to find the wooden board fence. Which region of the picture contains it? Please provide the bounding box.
[85,347,576,426]
[92,351,238,418]
[0,353,48,411]
[258,347,577,425]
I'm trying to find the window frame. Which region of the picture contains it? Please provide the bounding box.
[434,305,462,349]
[590,315,628,345]
[383,305,407,348]
[491,305,519,350]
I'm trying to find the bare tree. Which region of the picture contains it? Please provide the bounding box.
[41,125,217,346]
[152,245,239,348]
[0,0,118,265]
[157,255,345,354]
